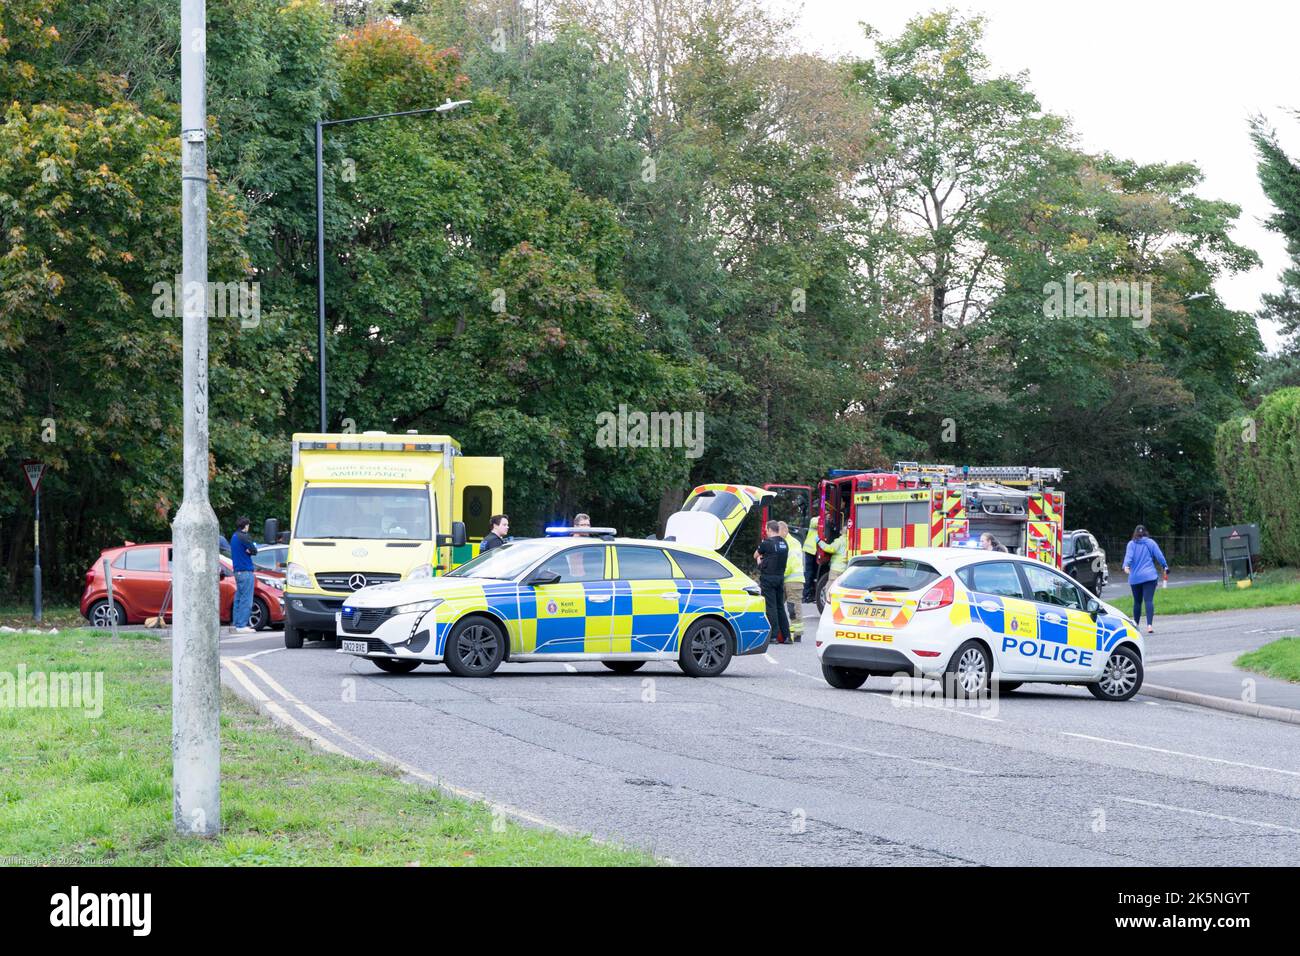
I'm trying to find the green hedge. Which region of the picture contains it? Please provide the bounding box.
[1215,387,1300,565]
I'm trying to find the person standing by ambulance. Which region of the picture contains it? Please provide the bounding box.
[481,514,509,552]
[1122,525,1169,635]
[754,521,792,645]
[777,521,804,641]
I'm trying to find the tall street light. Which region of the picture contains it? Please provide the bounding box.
[313,99,471,432]
[173,0,221,836]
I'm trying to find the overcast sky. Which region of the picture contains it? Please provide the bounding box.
[783,0,1299,351]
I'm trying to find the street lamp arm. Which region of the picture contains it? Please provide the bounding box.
[321,100,473,128]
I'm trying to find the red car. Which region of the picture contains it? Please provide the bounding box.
[80,542,286,630]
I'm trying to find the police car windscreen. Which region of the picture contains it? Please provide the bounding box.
[446,539,556,579]
[296,486,431,540]
[839,557,940,593]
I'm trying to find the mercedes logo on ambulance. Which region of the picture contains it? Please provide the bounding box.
[348,573,368,591]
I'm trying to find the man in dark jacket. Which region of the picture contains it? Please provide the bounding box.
[231,516,258,632]
[480,514,509,552]
[753,520,791,645]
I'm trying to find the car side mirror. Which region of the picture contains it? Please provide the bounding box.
[264,518,278,544]
[452,521,467,548]
[1086,597,1102,617]
[525,569,561,587]
[219,567,233,579]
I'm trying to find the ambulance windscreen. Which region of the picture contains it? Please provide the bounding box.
[839,557,940,593]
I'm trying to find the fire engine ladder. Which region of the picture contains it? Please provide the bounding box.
[893,463,1063,487]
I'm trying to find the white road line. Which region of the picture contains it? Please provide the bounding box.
[758,728,985,776]
[222,659,348,756]
[1113,797,1300,835]
[225,655,580,835]
[1063,732,1300,778]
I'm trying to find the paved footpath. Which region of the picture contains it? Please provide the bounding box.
[214,603,1300,866]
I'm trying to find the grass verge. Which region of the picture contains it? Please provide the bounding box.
[1113,568,1300,615]
[1235,638,1300,683]
[0,631,652,865]
[0,604,85,630]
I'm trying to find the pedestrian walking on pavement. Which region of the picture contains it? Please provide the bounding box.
[480,514,509,552]
[754,520,792,645]
[778,521,804,641]
[230,516,258,633]
[1122,525,1169,635]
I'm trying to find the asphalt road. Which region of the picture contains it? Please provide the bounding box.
[219,604,1300,866]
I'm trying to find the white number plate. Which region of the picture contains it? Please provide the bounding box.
[341,640,369,654]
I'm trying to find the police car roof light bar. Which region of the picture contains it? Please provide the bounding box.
[544,526,618,540]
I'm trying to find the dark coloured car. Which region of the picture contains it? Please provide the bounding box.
[1063,530,1108,593]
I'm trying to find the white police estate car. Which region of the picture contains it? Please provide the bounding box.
[815,547,1144,700]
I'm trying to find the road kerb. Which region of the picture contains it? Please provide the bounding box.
[1140,682,1300,725]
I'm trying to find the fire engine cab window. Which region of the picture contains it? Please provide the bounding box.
[536,547,606,584]
[615,546,673,581]
[461,485,492,540]
[1021,563,1084,609]
[960,561,1024,598]
[838,558,939,593]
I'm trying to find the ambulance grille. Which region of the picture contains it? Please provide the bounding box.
[317,571,401,592]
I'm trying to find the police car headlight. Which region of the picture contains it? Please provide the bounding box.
[286,562,314,589]
[394,599,442,616]
[406,563,435,580]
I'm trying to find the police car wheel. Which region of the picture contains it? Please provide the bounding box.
[372,657,421,674]
[445,616,505,677]
[943,640,992,699]
[283,623,303,649]
[603,661,645,674]
[1088,645,1143,701]
[821,661,868,690]
[678,620,733,677]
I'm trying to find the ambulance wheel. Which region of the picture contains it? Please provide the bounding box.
[284,623,303,649]
[1088,645,1143,701]
[372,658,421,674]
[943,640,992,699]
[821,661,868,689]
[444,616,505,677]
[678,619,732,677]
[995,681,1023,693]
[602,661,645,674]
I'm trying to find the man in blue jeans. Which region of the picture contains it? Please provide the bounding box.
[231,516,259,632]
[1122,525,1169,635]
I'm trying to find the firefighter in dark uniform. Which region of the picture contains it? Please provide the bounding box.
[754,520,792,645]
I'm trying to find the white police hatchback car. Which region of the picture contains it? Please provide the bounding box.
[815,548,1144,700]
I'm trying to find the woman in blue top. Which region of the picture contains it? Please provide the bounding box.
[1122,525,1169,634]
